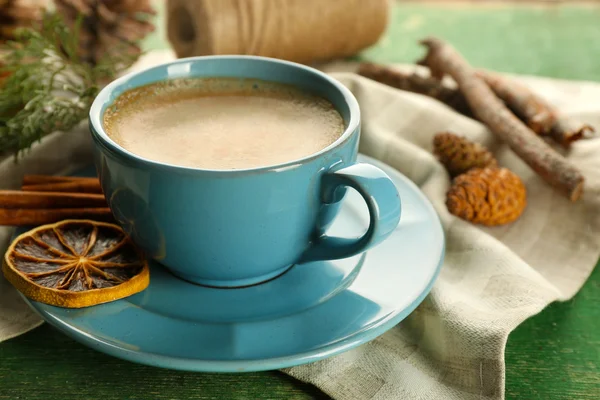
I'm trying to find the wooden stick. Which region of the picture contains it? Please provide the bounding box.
[357,62,595,149]
[0,191,107,209]
[21,179,102,194]
[418,37,585,201]
[478,70,595,148]
[548,117,594,149]
[0,208,114,226]
[357,62,474,118]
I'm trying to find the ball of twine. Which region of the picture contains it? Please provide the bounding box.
[167,0,390,64]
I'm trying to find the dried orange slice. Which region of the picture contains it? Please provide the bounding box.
[2,219,149,308]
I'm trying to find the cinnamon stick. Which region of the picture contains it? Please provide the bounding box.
[478,70,595,148]
[0,208,114,226]
[357,62,473,117]
[0,191,107,209]
[418,37,584,201]
[22,175,93,185]
[21,179,102,194]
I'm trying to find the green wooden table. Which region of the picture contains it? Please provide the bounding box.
[1,3,599,399]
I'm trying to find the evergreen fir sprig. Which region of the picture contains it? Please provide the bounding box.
[0,12,138,157]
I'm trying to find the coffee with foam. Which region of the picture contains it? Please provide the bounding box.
[103,78,345,170]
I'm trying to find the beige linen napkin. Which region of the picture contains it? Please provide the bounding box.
[1,51,599,400]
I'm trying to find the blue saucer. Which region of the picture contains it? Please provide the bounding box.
[20,155,444,372]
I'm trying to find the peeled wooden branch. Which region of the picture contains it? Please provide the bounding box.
[418,37,584,201]
[357,62,473,117]
[478,70,595,148]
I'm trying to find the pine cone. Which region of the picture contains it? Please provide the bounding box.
[446,167,527,226]
[54,0,156,66]
[0,0,44,43]
[433,132,497,177]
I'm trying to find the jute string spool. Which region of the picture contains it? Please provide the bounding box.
[166,0,390,64]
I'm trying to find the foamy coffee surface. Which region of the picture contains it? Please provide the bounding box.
[103,78,345,170]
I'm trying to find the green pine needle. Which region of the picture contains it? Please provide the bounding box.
[0,12,139,157]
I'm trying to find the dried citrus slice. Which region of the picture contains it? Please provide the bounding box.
[2,219,149,308]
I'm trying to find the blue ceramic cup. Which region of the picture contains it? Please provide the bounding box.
[89,56,401,288]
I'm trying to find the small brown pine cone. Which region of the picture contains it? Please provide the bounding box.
[54,0,156,66]
[0,0,45,43]
[433,132,497,177]
[446,167,527,226]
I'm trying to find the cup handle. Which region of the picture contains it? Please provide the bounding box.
[300,162,401,262]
